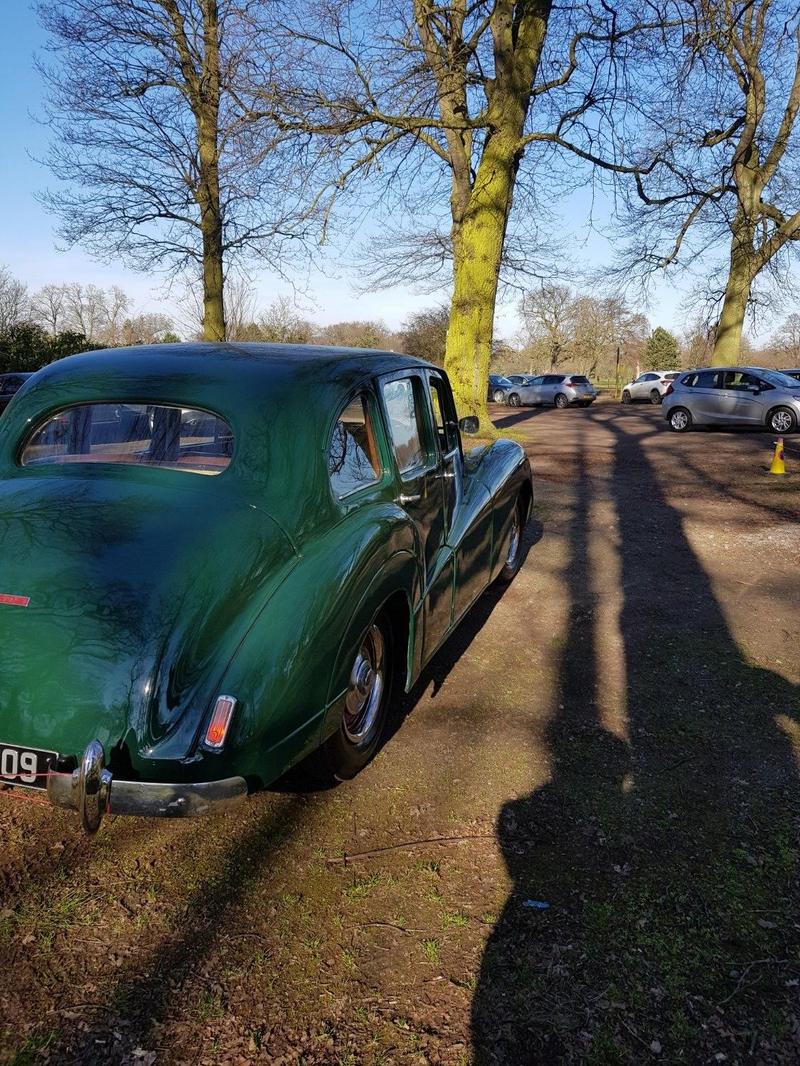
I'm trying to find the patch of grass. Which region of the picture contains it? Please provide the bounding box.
[193,990,225,1022]
[9,1030,58,1066]
[443,911,469,929]
[421,938,441,964]
[344,873,381,901]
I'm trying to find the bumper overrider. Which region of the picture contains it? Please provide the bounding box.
[45,740,248,834]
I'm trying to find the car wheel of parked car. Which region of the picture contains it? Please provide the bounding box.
[621,390,632,404]
[508,392,521,407]
[497,496,526,583]
[320,614,395,782]
[493,389,507,403]
[668,407,692,432]
[554,393,569,409]
[650,389,662,405]
[767,407,796,434]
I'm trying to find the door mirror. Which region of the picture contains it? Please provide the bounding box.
[458,415,479,435]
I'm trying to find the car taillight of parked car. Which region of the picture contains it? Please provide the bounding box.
[665,384,674,396]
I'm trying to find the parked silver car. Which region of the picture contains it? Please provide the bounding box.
[621,370,680,405]
[662,367,800,433]
[505,373,597,408]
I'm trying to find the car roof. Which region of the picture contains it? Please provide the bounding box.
[0,343,436,541]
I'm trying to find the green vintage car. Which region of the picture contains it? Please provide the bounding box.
[0,344,532,832]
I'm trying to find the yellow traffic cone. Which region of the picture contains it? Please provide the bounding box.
[769,437,786,476]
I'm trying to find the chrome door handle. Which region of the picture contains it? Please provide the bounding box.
[397,493,422,504]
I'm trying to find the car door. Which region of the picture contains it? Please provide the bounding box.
[540,374,562,404]
[631,373,652,400]
[379,373,453,655]
[690,369,724,421]
[522,375,545,405]
[426,371,494,640]
[715,370,764,424]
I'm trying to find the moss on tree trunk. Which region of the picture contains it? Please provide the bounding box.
[445,144,514,427]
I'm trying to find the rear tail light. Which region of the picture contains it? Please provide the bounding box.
[203,695,237,751]
[665,384,674,396]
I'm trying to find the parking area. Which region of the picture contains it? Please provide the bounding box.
[2,399,799,1064]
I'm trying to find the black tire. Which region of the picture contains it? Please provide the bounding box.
[554,393,569,409]
[621,390,632,404]
[497,495,527,583]
[315,613,395,782]
[493,389,506,403]
[650,389,663,405]
[668,407,692,432]
[767,406,796,434]
[508,392,521,407]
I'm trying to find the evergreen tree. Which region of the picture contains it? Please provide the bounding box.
[644,327,681,371]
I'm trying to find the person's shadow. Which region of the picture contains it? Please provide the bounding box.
[472,413,800,1063]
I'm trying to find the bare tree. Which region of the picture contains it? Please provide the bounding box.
[36,0,309,341]
[319,320,396,349]
[616,0,800,363]
[256,296,314,344]
[520,284,576,370]
[773,312,800,364]
[30,283,67,336]
[62,283,111,341]
[0,267,29,332]
[267,1,660,426]
[121,312,176,345]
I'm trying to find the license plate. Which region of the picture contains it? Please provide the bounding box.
[0,742,57,791]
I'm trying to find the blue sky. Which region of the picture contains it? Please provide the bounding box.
[0,3,695,341]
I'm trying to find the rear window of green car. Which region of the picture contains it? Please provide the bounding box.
[20,403,233,476]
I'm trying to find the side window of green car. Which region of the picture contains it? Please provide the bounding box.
[328,394,382,498]
[382,377,428,474]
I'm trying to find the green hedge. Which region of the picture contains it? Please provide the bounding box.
[0,323,105,375]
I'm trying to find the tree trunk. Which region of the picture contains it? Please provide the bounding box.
[444,140,515,428]
[200,207,225,341]
[713,211,756,364]
[198,0,226,342]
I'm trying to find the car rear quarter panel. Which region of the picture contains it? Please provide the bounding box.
[207,502,420,787]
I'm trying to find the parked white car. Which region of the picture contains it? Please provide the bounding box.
[621,371,680,405]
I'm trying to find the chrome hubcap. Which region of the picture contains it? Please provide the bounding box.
[506,509,521,568]
[773,412,791,432]
[344,625,385,745]
[672,411,688,429]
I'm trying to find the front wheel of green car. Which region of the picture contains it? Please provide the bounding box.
[320,614,395,782]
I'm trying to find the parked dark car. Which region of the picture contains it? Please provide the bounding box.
[0,373,32,415]
[488,375,513,403]
[0,343,533,833]
[780,368,800,383]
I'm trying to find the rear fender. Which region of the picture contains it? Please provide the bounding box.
[319,549,420,744]
[207,505,418,785]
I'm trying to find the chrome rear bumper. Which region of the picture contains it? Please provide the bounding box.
[45,740,247,834]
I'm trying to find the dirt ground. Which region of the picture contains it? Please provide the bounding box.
[2,399,800,1065]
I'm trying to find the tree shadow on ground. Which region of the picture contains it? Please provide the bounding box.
[472,413,800,1063]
